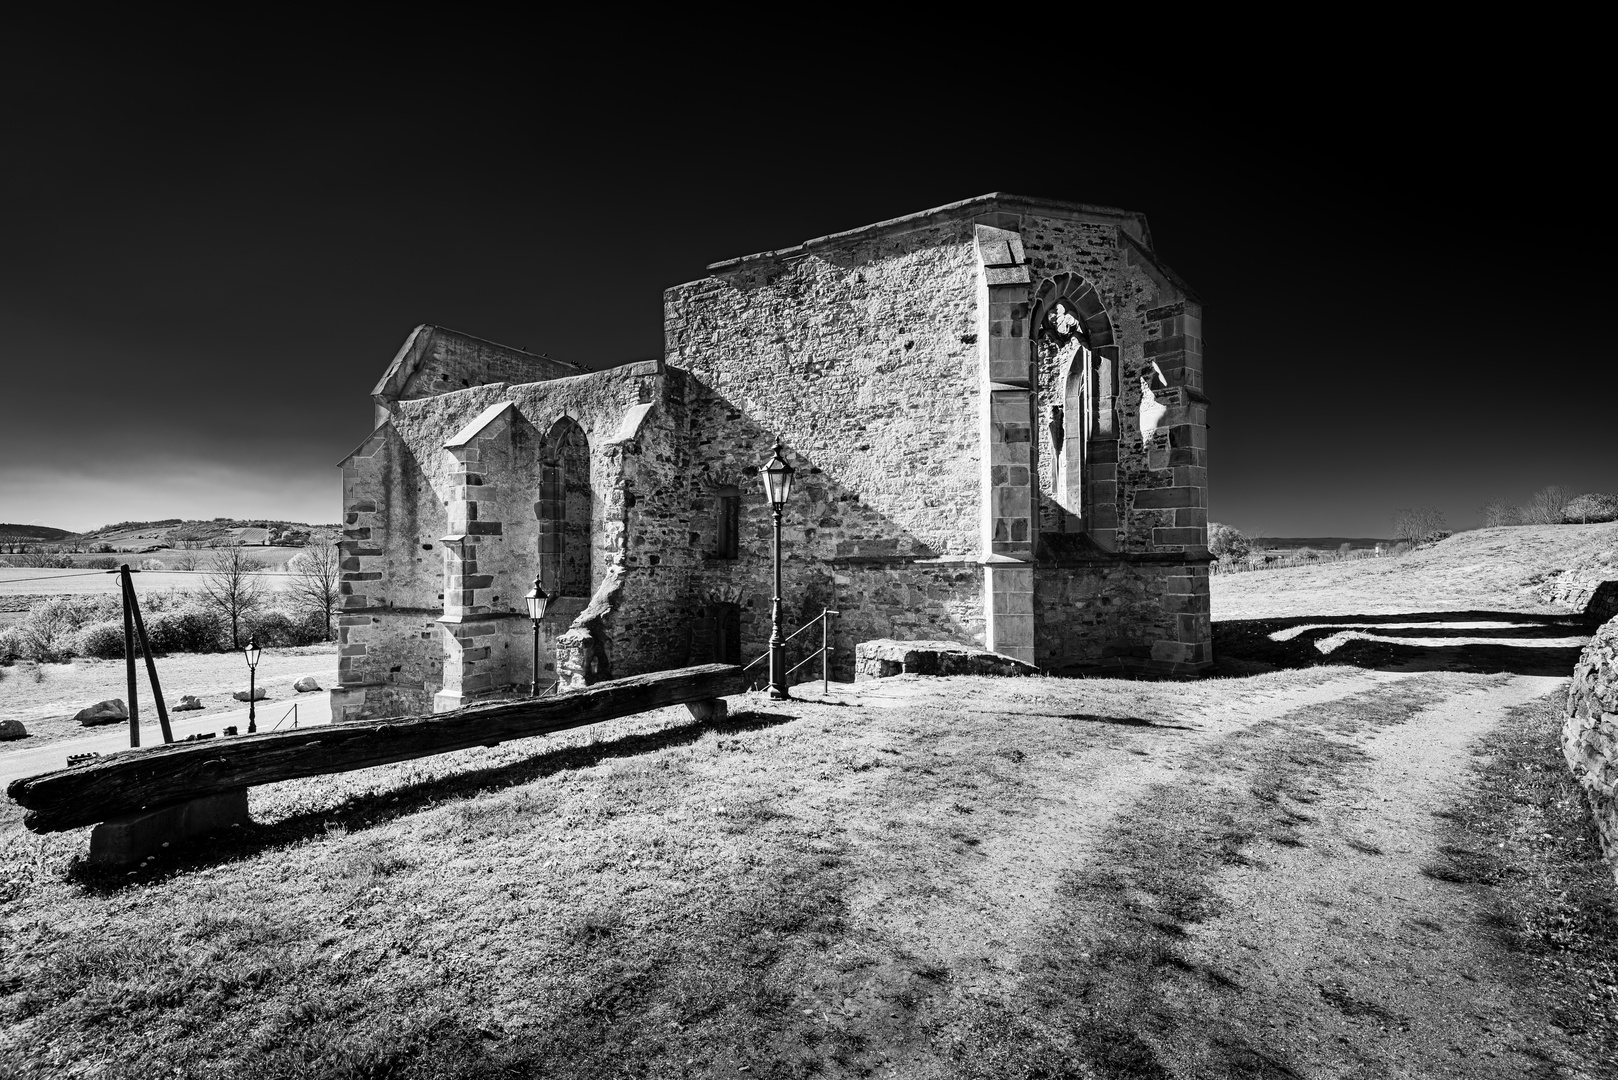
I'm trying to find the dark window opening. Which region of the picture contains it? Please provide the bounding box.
[717,494,740,560]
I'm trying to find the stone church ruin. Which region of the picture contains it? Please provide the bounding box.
[332,193,1211,721]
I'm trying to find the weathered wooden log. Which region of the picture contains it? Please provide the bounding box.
[7,664,747,834]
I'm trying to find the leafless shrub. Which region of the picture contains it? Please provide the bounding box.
[1477,498,1519,528]
[1391,506,1449,547]
[1520,485,1572,525]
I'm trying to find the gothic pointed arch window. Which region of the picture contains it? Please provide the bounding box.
[1031,274,1119,542]
[536,417,592,598]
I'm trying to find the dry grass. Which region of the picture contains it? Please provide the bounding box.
[1,672,1347,1079]
[1213,523,1618,621]
[1425,692,1618,1061]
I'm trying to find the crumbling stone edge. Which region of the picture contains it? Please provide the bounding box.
[1564,614,1618,883]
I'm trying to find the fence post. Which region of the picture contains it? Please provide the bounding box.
[120,566,139,748]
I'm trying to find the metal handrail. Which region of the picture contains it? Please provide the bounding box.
[741,616,825,670]
[270,703,299,731]
[744,607,841,693]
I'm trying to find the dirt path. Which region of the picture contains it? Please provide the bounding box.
[825,668,1601,1077]
[1172,673,1572,1077]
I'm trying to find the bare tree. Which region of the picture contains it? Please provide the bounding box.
[201,547,266,649]
[287,544,341,641]
[1521,485,1572,525]
[173,549,200,572]
[1391,506,1448,547]
[1477,498,1518,528]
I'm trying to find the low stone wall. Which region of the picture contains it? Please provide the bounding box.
[1542,572,1618,623]
[1564,614,1618,883]
[854,639,1037,681]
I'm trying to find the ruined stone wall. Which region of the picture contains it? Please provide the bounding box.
[389,326,580,403]
[669,368,985,682]
[665,220,983,557]
[332,611,443,720]
[1033,560,1211,676]
[1020,214,1209,559]
[331,422,447,720]
[338,361,674,717]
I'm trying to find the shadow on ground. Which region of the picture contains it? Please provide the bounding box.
[1214,610,1590,677]
[68,709,797,890]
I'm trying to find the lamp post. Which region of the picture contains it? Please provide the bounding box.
[525,575,549,696]
[760,442,795,700]
[244,636,261,733]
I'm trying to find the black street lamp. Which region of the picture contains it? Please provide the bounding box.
[761,442,795,700]
[525,575,549,696]
[244,636,261,733]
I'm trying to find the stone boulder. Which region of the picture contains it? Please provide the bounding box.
[0,718,28,741]
[1564,614,1618,882]
[854,639,1039,681]
[232,688,268,702]
[293,676,321,693]
[74,699,128,726]
[171,695,204,711]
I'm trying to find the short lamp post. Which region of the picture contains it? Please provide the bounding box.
[525,575,549,696]
[244,636,261,733]
[761,442,796,700]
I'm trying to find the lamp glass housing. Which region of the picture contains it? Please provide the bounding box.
[525,576,549,621]
[761,444,795,508]
[244,637,261,670]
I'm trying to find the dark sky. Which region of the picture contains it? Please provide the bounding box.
[2,35,1608,538]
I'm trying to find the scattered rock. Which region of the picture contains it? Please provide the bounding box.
[854,639,1039,681]
[75,699,129,726]
[172,695,204,711]
[1564,614,1618,883]
[293,676,322,693]
[0,719,28,741]
[232,688,268,702]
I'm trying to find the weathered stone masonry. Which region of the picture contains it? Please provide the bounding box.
[333,194,1213,720]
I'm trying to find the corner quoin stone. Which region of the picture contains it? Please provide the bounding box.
[87,790,251,870]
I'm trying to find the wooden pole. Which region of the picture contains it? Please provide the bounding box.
[120,565,139,748]
[8,663,748,833]
[125,573,173,744]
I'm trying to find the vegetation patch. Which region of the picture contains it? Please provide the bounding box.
[1426,691,1618,1064]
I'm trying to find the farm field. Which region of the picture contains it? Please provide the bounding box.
[0,529,1614,1078]
[0,568,296,601]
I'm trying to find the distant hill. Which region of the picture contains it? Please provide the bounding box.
[0,524,76,543]
[1,519,339,552]
[83,519,340,550]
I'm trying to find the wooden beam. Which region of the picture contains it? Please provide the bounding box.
[7,664,747,834]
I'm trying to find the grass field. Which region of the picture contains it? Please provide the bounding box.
[1214,522,1617,620]
[1,526,1614,1078]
